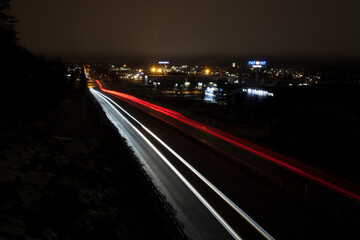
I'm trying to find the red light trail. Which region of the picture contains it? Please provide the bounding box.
[96,80,360,202]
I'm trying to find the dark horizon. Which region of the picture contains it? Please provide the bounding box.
[61,54,360,69]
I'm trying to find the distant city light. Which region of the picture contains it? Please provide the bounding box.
[159,61,169,64]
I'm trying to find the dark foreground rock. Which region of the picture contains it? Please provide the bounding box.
[0,91,185,240]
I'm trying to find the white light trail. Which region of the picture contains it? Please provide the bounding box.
[91,89,241,240]
[93,89,273,239]
[91,88,275,240]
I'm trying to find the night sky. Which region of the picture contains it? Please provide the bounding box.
[11,0,360,62]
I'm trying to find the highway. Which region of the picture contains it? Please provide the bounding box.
[90,86,360,240]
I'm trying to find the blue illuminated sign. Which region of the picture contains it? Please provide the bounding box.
[248,60,267,68]
[248,60,266,66]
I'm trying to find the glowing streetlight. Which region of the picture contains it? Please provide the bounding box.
[205,69,210,75]
[151,67,156,73]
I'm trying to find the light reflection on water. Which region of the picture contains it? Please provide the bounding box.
[243,88,274,97]
[204,87,274,104]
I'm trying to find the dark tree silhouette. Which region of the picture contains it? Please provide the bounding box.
[0,0,19,50]
[0,0,21,72]
[0,0,67,118]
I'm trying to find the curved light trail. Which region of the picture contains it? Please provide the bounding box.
[93,88,275,240]
[90,88,245,240]
[96,80,360,203]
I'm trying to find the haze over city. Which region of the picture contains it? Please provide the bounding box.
[12,0,360,63]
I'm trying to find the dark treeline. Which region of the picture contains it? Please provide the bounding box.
[0,0,67,119]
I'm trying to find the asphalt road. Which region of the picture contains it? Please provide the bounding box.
[90,88,360,240]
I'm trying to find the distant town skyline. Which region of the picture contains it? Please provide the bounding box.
[11,0,360,62]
